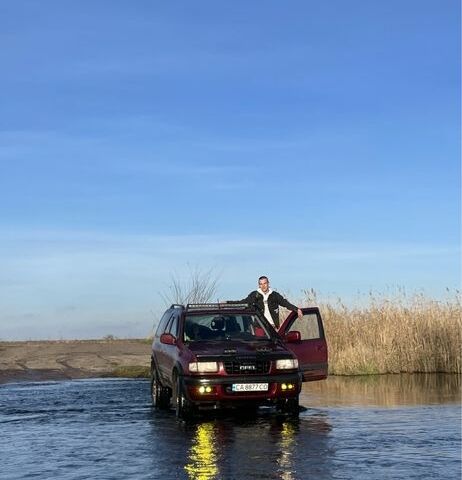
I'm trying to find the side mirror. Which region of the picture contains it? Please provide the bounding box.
[284,331,301,343]
[160,333,176,345]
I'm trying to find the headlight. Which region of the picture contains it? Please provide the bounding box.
[276,358,299,370]
[189,361,218,373]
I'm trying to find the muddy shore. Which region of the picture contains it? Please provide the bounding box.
[0,340,152,384]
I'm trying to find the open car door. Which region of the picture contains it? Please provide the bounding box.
[278,307,328,382]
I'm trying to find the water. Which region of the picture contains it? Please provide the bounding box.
[0,375,460,479]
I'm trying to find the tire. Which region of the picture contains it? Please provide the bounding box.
[275,399,285,413]
[150,366,170,409]
[172,373,194,420]
[285,396,299,416]
[276,396,300,416]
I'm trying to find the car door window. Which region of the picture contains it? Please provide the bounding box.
[288,313,320,340]
[168,314,179,337]
[156,311,172,336]
[164,314,175,334]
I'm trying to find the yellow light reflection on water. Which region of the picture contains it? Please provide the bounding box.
[277,422,296,480]
[184,423,219,480]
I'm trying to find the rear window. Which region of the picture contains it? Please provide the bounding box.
[183,313,271,342]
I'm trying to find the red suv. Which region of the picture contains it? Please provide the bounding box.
[150,303,327,419]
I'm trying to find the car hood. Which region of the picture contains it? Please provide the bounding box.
[187,339,290,357]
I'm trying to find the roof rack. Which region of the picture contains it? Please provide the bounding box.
[169,304,184,309]
[186,303,250,311]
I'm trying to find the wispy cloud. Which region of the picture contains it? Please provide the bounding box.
[0,127,257,181]
[1,227,458,261]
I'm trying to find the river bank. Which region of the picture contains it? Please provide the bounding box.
[0,339,151,384]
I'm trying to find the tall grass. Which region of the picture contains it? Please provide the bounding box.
[302,289,461,375]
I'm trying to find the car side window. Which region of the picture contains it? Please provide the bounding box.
[164,314,175,334]
[155,311,172,336]
[288,313,321,340]
[168,314,179,337]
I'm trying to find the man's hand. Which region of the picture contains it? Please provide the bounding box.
[297,308,303,318]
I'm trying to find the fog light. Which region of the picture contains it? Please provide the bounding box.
[198,385,213,394]
[281,383,287,390]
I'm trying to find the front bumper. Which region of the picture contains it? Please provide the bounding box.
[182,372,302,406]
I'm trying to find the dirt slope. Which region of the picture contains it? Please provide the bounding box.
[0,340,152,383]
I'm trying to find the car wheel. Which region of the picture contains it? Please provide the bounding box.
[173,374,194,420]
[285,396,300,416]
[150,367,170,409]
[276,396,300,416]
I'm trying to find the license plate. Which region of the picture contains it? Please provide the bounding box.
[232,383,268,392]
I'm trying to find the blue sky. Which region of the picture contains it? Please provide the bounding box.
[0,1,460,339]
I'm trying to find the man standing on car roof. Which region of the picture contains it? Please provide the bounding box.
[228,276,303,329]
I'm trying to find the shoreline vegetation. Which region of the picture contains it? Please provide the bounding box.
[1,292,460,383]
[310,290,461,375]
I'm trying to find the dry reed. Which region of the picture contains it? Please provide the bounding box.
[302,289,461,375]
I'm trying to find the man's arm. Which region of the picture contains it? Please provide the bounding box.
[226,291,256,305]
[274,292,303,318]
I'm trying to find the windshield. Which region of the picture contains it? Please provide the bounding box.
[183,313,272,342]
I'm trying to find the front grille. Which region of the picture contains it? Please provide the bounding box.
[223,359,270,375]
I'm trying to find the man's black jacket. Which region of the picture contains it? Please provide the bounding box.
[230,290,298,328]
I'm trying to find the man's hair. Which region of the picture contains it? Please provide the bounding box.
[258,276,269,282]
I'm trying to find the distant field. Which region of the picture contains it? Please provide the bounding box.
[307,290,461,375]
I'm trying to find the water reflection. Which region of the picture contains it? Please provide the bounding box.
[184,423,219,480]
[304,373,461,407]
[182,412,334,480]
[276,421,296,480]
